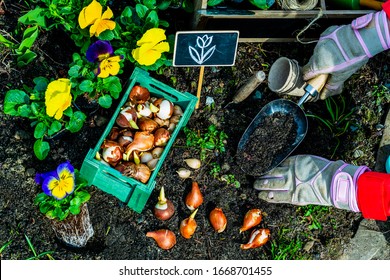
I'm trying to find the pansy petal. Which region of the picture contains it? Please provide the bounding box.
[57,161,75,177]
[78,0,102,29]
[51,186,68,200]
[137,28,167,46]
[90,19,116,37]
[101,6,114,20]
[45,79,72,120]
[35,170,57,185]
[86,40,113,62]
[97,56,121,78]
[153,41,170,53]
[132,45,161,66]
[42,176,59,197]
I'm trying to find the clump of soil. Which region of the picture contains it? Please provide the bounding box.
[237,112,297,176]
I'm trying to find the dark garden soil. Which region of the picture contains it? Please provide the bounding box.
[237,112,298,176]
[1,0,390,260]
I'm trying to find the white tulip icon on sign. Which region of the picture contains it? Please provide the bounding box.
[189,35,216,65]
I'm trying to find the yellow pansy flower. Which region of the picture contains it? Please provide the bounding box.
[45,78,72,120]
[132,28,170,66]
[98,55,121,78]
[78,0,116,37]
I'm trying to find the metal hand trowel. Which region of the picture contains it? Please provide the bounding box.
[237,57,328,176]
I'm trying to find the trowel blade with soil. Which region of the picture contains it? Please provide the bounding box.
[237,99,308,176]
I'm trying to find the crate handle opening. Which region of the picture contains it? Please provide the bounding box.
[150,84,179,102]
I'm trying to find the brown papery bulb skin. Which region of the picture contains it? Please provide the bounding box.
[180,209,198,239]
[240,228,270,250]
[129,85,150,104]
[154,187,175,221]
[185,181,204,211]
[146,229,176,250]
[239,209,262,233]
[209,207,227,233]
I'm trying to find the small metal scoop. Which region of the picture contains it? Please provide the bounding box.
[237,73,328,176]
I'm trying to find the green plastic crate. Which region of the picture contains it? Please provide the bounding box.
[80,67,198,213]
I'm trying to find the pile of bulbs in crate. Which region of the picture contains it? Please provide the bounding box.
[97,84,183,184]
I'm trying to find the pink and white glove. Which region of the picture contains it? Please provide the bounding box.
[302,10,390,100]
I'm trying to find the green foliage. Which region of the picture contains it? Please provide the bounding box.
[371,84,390,112]
[306,95,356,158]
[270,228,310,260]
[24,234,55,260]
[34,170,91,221]
[207,0,271,9]
[184,124,228,161]
[298,205,330,231]
[3,77,86,160]
[68,52,123,108]
[209,162,240,188]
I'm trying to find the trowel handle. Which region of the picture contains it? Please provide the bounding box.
[232,71,266,103]
[297,74,329,106]
[307,73,328,93]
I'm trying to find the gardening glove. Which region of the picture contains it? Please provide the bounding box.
[254,155,370,212]
[301,10,390,101]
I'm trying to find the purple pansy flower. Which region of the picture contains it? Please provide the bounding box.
[86,40,114,63]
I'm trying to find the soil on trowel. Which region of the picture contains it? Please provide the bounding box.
[237,112,297,176]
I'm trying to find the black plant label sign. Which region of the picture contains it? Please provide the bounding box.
[173,31,239,67]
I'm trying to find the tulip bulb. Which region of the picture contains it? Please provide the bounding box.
[124,131,154,158]
[146,229,176,250]
[180,208,198,239]
[209,207,227,233]
[239,209,262,233]
[129,85,150,104]
[185,181,204,211]
[184,158,201,169]
[176,168,191,179]
[154,128,170,147]
[101,140,123,166]
[116,162,151,183]
[154,98,174,120]
[138,117,159,132]
[240,228,270,250]
[116,106,138,128]
[154,187,175,221]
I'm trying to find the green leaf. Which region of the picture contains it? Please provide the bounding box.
[34,193,48,205]
[120,6,133,25]
[77,191,91,204]
[39,201,52,214]
[33,77,49,92]
[66,111,86,133]
[18,7,47,28]
[34,139,50,160]
[69,205,81,216]
[102,76,122,99]
[48,121,62,136]
[63,107,73,118]
[249,0,270,9]
[79,80,94,93]
[98,30,114,41]
[0,33,16,48]
[68,65,81,78]
[16,50,38,67]
[4,90,30,116]
[17,26,39,54]
[34,122,47,139]
[98,95,112,108]
[135,4,149,19]
[145,10,159,27]
[70,196,81,207]
[207,0,225,6]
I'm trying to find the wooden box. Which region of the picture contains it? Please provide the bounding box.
[193,0,377,42]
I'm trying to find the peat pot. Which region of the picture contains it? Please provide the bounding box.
[50,203,94,248]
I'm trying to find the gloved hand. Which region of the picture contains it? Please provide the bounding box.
[301,10,390,101]
[254,155,370,212]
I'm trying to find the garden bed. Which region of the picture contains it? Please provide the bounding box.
[1,0,390,260]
